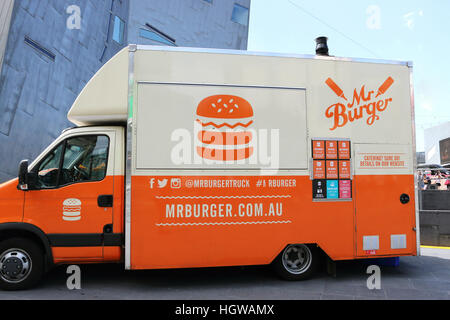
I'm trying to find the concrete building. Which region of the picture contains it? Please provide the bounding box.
[416,152,425,165]
[0,0,250,182]
[424,122,450,166]
[0,1,15,70]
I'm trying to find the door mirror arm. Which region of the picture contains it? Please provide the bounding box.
[26,171,39,190]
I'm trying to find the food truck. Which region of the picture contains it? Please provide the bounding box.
[0,44,419,289]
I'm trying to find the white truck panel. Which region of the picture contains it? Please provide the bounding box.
[135,83,307,171]
[67,46,414,175]
[67,47,129,126]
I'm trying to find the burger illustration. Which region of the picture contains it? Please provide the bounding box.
[62,198,82,221]
[195,95,254,161]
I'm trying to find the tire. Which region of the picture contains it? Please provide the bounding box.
[272,244,318,281]
[0,238,45,290]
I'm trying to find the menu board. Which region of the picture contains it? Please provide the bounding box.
[312,140,325,159]
[338,141,351,159]
[326,141,338,159]
[312,180,327,199]
[326,180,339,199]
[339,160,351,179]
[326,160,338,179]
[313,160,326,179]
[339,180,352,199]
[312,139,352,200]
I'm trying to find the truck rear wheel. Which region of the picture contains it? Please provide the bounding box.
[0,238,45,290]
[273,244,318,281]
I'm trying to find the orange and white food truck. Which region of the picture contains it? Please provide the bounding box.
[0,44,419,290]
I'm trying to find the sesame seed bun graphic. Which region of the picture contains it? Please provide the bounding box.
[62,198,82,221]
[196,95,254,161]
[196,95,254,120]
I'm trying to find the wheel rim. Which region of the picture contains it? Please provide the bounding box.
[282,244,312,275]
[0,249,33,283]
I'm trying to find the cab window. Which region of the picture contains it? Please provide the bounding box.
[37,143,64,188]
[35,135,109,189]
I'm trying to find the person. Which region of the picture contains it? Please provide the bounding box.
[424,177,432,190]
[418,172,425,190]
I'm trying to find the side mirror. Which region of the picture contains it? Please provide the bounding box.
[18,160,29,191]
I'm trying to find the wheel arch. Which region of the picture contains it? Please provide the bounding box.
[0,223,54,271]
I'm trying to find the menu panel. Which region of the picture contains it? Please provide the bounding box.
[326,180,339,199]
[326,141,338,159]
[339,160,351,179]
[326,160,338,179]
[312,141,325,159]
[313,179,327,199]
[313,160,326,179]
[339,180,352,199]
[311,139,352,201]
[338,141,351,159]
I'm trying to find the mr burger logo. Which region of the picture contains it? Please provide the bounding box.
[62,198,82,221]
[324,77,394,131]
[196,95,254,161]
[169,94,280,171]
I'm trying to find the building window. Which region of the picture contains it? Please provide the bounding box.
[112,16,125,44]
[231,3,249,26]
[24,36,55,61]
[139,26,176,46]
[203,0,212,3]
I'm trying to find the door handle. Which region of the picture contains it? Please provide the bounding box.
[98,195,113,208]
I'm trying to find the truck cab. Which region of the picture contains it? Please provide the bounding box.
[0,126,125,290]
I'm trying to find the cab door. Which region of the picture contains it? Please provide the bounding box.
[23,131,117,260]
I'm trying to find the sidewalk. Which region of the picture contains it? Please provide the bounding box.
[420,246,450,260]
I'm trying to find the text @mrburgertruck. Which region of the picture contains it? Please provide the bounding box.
[151,178,297,226]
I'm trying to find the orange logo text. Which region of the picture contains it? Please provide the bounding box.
[325,77,394,131]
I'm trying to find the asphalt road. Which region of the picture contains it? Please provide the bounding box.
[0,251,449,300]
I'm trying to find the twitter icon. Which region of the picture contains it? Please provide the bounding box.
[158,179,168,188]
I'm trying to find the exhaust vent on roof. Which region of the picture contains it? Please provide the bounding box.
[315,37,329,56]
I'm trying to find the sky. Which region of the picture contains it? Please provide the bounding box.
[247,0,450,151]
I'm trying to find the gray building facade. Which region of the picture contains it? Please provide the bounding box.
[128,0,250,49]
[0,0,250,182]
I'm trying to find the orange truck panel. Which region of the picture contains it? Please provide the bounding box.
[52,247,103,263]
[354,174,416,257]
[0,179,24,223]
[129,175,416,269]
[130,175,357,269]
[23,177,115,234]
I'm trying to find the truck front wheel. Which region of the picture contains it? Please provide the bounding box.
[0,238,45,290]
[273,244,318,281]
